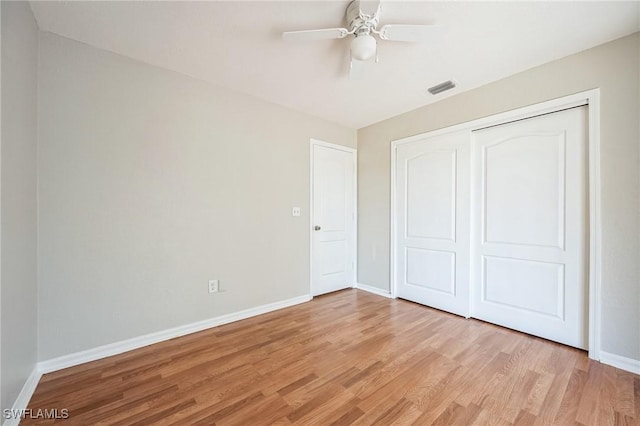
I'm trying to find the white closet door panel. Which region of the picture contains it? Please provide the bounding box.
[396,130,470,317]
[406,248,455,294]
[482,256,564,319]
[484,133,565,249]
[406,150,456,241]
[471,106,588,349]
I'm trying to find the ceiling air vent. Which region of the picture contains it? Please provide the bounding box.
[428,80,456,95]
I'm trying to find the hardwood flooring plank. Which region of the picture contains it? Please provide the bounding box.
[611,367,637,418]
[554,367,588,424]
[523,371,555,416]
[127,399,196,426]
[329,405,365,426]
[430,401,465,426]
[595,365,619,426]
[220,393,292,426]
[514,409,537,426]
[575,361,605,425]
[285,385,342,423]
[532,368,574,425]
[634,377,640,419]
[503,369,541,423]
[276,373,319,397]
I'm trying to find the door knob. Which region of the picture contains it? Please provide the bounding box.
[314,226,321,231]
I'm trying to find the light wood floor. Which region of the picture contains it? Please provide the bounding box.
[25,289,639,425]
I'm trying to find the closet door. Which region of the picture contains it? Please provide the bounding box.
[395,131,470,317]
[471,106,588,349]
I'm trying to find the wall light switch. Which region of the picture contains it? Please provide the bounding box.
[292,207,301,217]
[208,279,219,294]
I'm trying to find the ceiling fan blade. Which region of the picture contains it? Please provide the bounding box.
[282,28,349,42]
[349,58,366,80]
[378,24,439,42]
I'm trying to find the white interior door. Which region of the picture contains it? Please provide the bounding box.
[311,142,355,296]
[395,131,470,317]
[471,106,588,349]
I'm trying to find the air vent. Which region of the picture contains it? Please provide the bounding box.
[428,80,456,95]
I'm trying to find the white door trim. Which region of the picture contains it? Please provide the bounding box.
[390,89,601,359]
[309,139,358,297]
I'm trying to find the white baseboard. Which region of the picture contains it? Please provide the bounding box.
[354,283,393,299]
[2,367,42,426]
[38,294,311,374]
[599,351,640,375]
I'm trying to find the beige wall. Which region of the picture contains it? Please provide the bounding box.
[37,33,356,360]
[357,33,640,360]
[1,2,39,411]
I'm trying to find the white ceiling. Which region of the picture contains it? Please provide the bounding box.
[30,1,640,129]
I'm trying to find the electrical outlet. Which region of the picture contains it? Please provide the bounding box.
[208,279,219,294]
[292,207,301,217]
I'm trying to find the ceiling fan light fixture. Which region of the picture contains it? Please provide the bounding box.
[350,34,376,61]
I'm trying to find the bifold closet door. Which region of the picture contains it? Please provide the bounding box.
[471,106,588,349]
[395,131,470,317]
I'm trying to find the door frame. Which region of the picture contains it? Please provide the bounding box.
[390,89,601,359]
[309,139,358,297]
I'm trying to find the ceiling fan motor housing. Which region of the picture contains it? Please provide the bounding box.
[346,0,380,36]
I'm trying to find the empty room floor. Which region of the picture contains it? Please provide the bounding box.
[24,290,639,425]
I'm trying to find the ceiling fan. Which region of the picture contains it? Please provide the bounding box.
[282,0,438,79]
